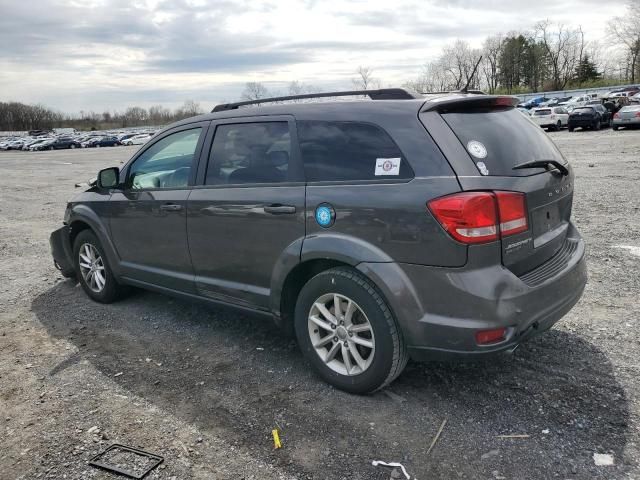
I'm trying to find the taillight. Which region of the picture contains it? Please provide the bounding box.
[495,191,528,236]
[428,191,528,245]
[427,192,498,244]
[635,112,640,118]
[614,112,620,119]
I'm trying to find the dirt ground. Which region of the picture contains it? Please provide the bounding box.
[1,129,639,480]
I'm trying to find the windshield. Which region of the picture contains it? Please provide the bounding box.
[440,106,566,177]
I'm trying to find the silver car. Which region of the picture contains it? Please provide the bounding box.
[613,105,640,130]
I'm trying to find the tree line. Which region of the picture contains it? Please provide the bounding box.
[2,3,638,131]
[0,100,203,132]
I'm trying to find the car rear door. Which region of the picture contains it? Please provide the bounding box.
[109,122,209,293]
[420,98,574,276]
[187,116,305,311]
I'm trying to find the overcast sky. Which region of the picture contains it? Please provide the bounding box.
[0,0,628,113]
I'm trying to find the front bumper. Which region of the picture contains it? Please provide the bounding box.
[50,226,74,275]
[359,224,587,361]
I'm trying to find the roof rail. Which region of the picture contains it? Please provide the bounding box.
[212,88,421,112]
[421,90,486,95]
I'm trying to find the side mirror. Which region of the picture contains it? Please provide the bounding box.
[97,167,119,189]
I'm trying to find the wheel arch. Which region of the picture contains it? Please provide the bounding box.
[68,205,122,277]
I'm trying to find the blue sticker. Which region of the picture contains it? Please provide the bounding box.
[315,204,335,228]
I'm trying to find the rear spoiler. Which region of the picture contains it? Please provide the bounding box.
[421,95,519,112]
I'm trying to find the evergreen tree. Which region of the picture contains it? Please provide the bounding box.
[574,54,601,83]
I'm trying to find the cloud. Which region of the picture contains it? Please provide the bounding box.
[0,0,630,112]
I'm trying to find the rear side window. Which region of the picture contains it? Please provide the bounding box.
[441,107,565,177]
[297,121,413,182]
[205,122,291,185]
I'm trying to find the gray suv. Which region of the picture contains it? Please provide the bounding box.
[50,89,587,394]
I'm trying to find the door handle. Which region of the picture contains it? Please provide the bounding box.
[263,204,296,214]
[160,203,182,211]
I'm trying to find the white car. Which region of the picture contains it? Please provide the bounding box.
[630,92,640,104]
[121,134,151,146]
[530,106,570,131]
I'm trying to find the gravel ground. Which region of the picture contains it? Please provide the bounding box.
[0,129,639,480]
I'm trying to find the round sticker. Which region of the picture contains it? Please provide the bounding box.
[315,204,335,228]
[382,160,393,172]
[467,140,487,159]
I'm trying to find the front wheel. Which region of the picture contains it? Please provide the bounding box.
[295,267,408,394]
[568,126,574,132]
[70,144,76,149]
[73,230,125,303]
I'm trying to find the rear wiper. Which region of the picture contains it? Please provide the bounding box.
[512,160,569,176]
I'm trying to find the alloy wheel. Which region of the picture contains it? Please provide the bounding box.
[78,243,106,293]
[307,293,375,376]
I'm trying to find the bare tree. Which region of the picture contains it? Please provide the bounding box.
[535,21,584,90]
[481,34,503,93]
[607,2,640,83]
[241,82,270,101]
[441,40,482,90]
[352,66,381,90]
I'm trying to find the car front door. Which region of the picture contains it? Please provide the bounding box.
[109,122,209,293]
[187,116,305,310]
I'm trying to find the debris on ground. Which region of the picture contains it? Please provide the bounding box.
[593,453,615,466]
[371,460,411,479]
[426,418,447,456]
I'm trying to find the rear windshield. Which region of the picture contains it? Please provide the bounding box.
[572,107,595,114]
[533,109,552,116]
[441,107,565,177]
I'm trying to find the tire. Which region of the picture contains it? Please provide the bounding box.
[96,144,101,148]
[294,267,408,394]
[70,144,76,149]
[73,229,125,303]
[593,119,600,130]
[568,126,574,132]
[556,120,562,131]
[613,125,619,131]
[49,146,54,151]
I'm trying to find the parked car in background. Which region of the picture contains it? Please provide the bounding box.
[568,105,611,131]
[531,106,569,131]
[34,137,81,150]
[27,138,55,151]
[518,96,547,109]
[517,107,531,116]
[613,105,640,130]
[121,134,151,146]
[82,136,120,148]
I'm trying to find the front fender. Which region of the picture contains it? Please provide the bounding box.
[69,204,122,277]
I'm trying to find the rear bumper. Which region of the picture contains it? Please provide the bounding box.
[613,118,640,127]
[358,224,587,361]
[50,226,74,274]
[569,118,597,127]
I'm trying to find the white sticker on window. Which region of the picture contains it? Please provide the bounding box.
[476,161,490,176]
[375,157,401,176]
[467,140,487,159]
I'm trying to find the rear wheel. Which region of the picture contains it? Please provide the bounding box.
[70,144,76,149]
[295,267,408,394]
[593,119,600,130]
[49,146,54,151]
[568,126,574,132]
[73,230,125,303]
[613,125,619,131]
[556,120,562,131]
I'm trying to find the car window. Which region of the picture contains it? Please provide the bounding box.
[533,109,551,116]
[205,122,291,185]
[297,121,412,182]
[128,128,202,190]
[573,108,594,114]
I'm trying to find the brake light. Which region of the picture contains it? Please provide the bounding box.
[475,327,507,345]
[614,112,620,119]
[428,191,528,244]
[635,112,640,118]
